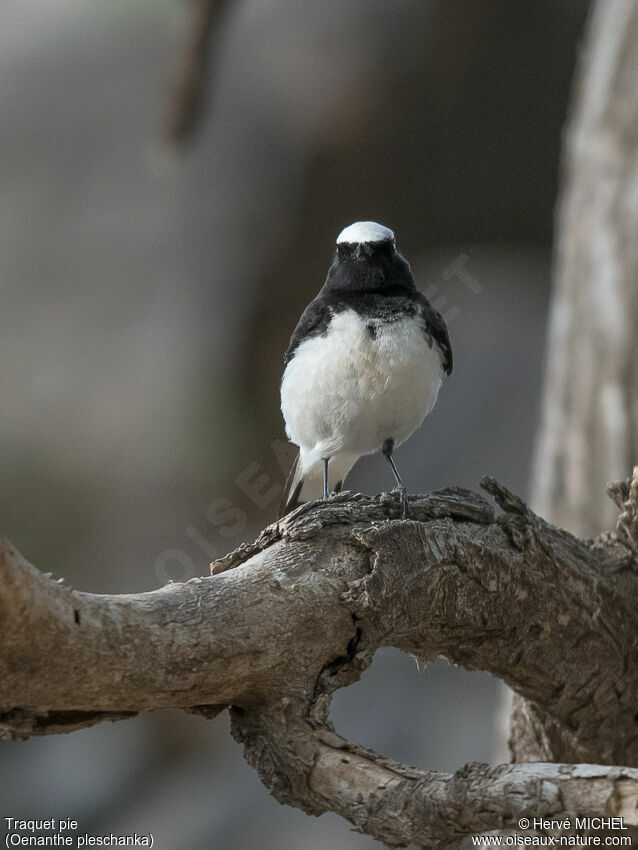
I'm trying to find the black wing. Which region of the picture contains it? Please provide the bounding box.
[284,297,332,365]
[416,293,453,375]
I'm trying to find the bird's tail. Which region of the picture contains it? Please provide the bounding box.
[278,451,359,518]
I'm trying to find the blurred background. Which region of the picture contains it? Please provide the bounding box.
[1,1,591,847]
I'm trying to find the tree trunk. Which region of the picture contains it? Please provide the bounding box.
[517,0,638,764]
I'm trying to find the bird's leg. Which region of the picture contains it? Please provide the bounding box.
[322,457,330,499]
[381,439,412,519]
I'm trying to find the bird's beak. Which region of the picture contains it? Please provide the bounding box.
[354,244,371,260]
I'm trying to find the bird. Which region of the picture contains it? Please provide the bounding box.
[279,220,452,519]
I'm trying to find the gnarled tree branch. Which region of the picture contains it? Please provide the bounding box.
[2,477,638,847]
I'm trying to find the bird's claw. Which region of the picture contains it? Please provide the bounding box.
[392,486,414,520]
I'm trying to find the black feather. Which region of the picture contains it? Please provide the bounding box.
[283,240,452,374]
[278,452,302,518]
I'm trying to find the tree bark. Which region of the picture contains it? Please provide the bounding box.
[2,479,638,847]
[520,0,638,768]
[532,0,638,539]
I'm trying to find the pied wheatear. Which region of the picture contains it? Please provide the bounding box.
[279,221,452,518]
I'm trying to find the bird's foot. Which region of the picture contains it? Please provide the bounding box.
[392,486,414,520]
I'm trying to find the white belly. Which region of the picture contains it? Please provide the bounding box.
[280,308,443,466]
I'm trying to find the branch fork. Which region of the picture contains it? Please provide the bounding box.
[1,475,638,847]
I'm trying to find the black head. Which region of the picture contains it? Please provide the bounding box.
[322,220,416,295]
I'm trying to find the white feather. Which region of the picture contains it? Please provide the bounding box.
[336,221,395,245]
[280,308,443,497]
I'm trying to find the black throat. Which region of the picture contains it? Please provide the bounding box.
[318,239,419,318]
[283,236,453,375]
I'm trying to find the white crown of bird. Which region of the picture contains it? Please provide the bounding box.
[336,221,395,245]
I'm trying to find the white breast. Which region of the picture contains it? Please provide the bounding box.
[281,308,443,466]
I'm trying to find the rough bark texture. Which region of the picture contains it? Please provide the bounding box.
[2,478,638,847]
[521,0,638,769]
[532,0,638,539]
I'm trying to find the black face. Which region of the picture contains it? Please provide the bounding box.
[336,238,395,263]
[322,238,416,295]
